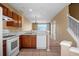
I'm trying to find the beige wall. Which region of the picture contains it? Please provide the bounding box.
[22,16,32,31]
[51,6,76,46]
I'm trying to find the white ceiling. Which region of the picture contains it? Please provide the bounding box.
[9,3,69,23]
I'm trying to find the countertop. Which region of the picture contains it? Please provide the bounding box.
[3,31,49,40]
[3,35,19,40]
[23,31,49,35]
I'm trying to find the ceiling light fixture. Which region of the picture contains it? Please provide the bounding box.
[34,16,37,23]
[29,9,32,12]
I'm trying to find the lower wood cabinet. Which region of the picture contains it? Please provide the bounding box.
[19,35,36,49]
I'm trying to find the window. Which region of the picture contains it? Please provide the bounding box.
[37,24,48,31]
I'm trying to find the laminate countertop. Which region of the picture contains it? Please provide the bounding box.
[3,31,49,40]
[3,35,19,40]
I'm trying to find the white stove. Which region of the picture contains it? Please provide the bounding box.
[3,29,20,56]
[6,36,19,56]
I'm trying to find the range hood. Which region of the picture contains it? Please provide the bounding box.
[3,15,14,21]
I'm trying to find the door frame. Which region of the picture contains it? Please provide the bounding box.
[0,7,3,56]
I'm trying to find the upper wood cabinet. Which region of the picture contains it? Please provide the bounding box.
[0,4,22,27]
[0,4,12,17]
[12,12,17,20]
[6,21,15,27]
[18,15,22,27]
[12,12,22,27]
[7,8,12,18]
[3,6,8,16]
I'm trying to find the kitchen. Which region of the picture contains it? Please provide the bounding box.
[1,3,50,56]
[0,3,69,56]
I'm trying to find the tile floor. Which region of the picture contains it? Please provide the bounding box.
[18,39,61,56]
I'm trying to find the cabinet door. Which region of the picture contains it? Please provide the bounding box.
[20,35,31,48]
[30,35,36,48]
[20,35,27,48]
[7,8,12,18]
[3,40,7,56]
[6,21,15,27]
[19,35,36,48]
[0,4,7,16]
[12,12,17,20]
[16,15,22,27]
[16,15,20,27]
[3,6,8,16]
[19,16,22,27]
[12,12,17,27]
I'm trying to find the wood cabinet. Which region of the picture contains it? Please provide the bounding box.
[3,6,8,16]
[3,40,7,56]
[6,21,15,27]
[0,3,22,27]
[12,12,22,27]
[6,12,22,27]
[6,13,22,27]
[19,35,36,49]
[15,14,21,27]
[7,8,12,18]
[18,15,22,27]
[12,12,17,20]
[0,4,11,16]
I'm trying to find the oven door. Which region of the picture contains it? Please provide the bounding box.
[6,37,19,56]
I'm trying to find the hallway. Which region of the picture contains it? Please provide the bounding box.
[18,39,61,56]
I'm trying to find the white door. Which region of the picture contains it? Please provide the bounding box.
[0,7,3,56]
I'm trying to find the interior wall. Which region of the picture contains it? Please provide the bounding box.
[22,16,32,31]
[51,5,76,46]
[69,3,79,20]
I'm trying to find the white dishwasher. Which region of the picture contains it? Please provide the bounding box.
[37,35,46,49]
